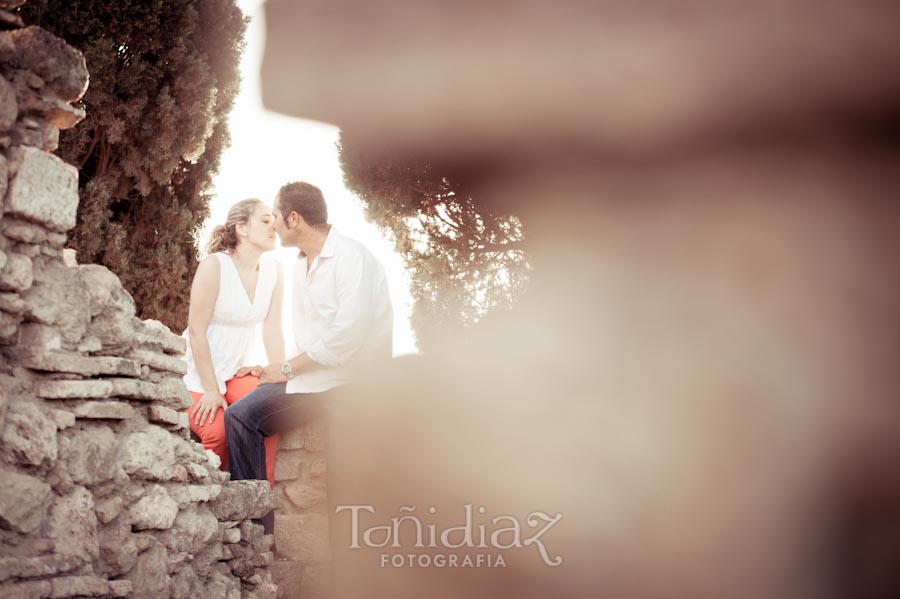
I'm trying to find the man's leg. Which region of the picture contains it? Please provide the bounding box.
[224,383,329,533]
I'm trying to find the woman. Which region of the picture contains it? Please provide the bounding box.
[183,198,283,487]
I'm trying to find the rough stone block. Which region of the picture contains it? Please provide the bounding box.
[4,146,78,232]
[274,512,331,562]
[272,559,304,598]
[94,495,124,524]
[223,527,241,544]
[278,428,304,450]
[22,259,90,343]
[303,420,327,452]
[131,484,179,530]
[117,426,178,481]
[0,72,16,130]
[0,400,57,466]
[0,554,81,582]
[49,408,75,430]
[148,405,181,425]
[0,468,52,533]
[123,542,169,599]
[134,318,186,355]
[273,450,304,482]
[127,348,188,375]
[0,251,32,292]
[0,291,26,314]
[70,400,135,420]
[19,351,142,377]
[17,322,60,352]
[165,483,222,507]
[65,425,117,485]
[79,264,135,318]
[7,26,89,101]
[160,504,219,554]
[284,480,327,510]
[97,516,139,578]
[1,580,51,599]
[209,480,277,521]
[34,379,113,399]
[45,486,98,560]
[49,575,111,598]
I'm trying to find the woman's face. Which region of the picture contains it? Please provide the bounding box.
[239,202,277,251]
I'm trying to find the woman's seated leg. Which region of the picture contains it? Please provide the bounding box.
[186,391,229,471]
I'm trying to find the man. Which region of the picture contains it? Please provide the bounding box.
[224,181,393,533]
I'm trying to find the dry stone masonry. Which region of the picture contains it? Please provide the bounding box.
[0,3,279,598]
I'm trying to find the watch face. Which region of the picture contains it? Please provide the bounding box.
[281,362,291,375]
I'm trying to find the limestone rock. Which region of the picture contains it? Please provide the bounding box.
[4,146,78,233]
[97,515,138,577]
[19,351,142,377]
[134,319,186,355]
[165,483,222,507]
[79,264,135,318]
[284,480,327,510]
[17,322,61,352]
[0,553,81,582]
[0,72,15,130]
[208,480,277,521]
[80,264,136,352]
[65,425,117,485]
[170,565,203,599]
[131,484,179,530]
[117,426,178,481]
[0,251,32,292]
[1,580,51,598]
[49,408,75,430]
[70,400,135,420]
[6,26,89,101]
[0,291,26,314]
[21,259,90,343]
[274,512,330,562]
[49,575,113,598]
[159,503,218,553]
[148,405,181,426]
[44,486,99,560]
[0,400,57,466]
[127,348,188,375]
[34,379,113,399]
[0,468,52,533]
[123,542,169,599]
[94,495,124,524]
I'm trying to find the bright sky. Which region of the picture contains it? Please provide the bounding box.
[207,0,417,356]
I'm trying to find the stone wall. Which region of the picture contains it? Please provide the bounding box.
[271,425,329,598]
[0,5,278,599]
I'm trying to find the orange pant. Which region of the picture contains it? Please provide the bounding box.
[187,375,279,487]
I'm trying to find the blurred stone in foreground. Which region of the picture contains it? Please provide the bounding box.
[262,1,900,598]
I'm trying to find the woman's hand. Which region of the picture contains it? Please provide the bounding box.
[235,365,263,378]
[190,390,228,426]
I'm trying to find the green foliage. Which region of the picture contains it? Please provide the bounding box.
[338,132,530,351]
[18,0,248,332]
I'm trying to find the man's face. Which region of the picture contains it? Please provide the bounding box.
[272,197,291,243]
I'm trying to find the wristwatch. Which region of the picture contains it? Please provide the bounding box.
[280,361,295,380]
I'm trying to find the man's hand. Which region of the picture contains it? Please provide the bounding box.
[235,365,263,378]
[258,363,288,385]
[190,390,228,426]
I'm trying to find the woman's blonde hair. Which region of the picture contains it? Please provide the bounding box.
[203,198,264,256]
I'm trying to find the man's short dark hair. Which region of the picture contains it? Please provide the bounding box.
[277,181,328,227]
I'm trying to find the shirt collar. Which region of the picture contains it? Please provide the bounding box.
[298,225,338,259]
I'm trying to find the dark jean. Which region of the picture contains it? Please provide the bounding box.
[224,382,329,533]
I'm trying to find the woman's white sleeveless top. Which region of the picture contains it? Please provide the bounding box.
[182,252,277,394]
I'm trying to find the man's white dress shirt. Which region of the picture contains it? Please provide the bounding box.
[287,226,393,393]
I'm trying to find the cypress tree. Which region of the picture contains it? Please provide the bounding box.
[18,0,247,332]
